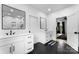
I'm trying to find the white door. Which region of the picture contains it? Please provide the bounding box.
[29,15,39,32]
[0,45,11,54]
[29,15,39,43]
[67,12,79,51]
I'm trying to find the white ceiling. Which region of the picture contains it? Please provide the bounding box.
[28,4,75,14]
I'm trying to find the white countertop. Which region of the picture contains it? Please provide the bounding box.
[0,33,33,39]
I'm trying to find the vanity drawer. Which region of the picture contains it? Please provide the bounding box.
[27,41,33,46]
[27,41,33,44]
[25,41,33,48]
[0,38,12,47]
[27,47,33,51]
[27,36,32,38]
[24,42,33,53]
[27,35,33,39]
[26,46,33,53]
[26,39,33,43]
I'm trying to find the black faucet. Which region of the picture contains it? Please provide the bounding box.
[5,30,15,35]
[10,30,12,35]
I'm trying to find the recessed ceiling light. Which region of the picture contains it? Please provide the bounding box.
[48,8,51,11]
[8,13,11,15]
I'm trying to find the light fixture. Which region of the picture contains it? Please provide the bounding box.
[8,13,11,15]
[48,8,51,11]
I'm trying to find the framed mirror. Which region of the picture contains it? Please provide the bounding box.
[2,4,26,30]
[40,17,47,31]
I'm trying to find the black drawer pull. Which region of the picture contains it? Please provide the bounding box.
[27,48,32,50]
[28,36,31,38]
[10,46,13,53]
[74,32,79,34]
[28,42,32,44]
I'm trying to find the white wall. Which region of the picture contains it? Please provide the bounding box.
[0,4,47,44]
[48,5,79,51]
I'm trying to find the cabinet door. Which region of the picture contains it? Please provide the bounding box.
[13,40,25,54]
[0,45,11,54]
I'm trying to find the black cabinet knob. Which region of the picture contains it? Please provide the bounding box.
[74,32,77,34]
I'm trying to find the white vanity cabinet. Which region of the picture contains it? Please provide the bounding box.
[0,34,34,54]
[13,35,34,54]
[24,35,34,53]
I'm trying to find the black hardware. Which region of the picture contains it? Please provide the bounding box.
[10,46,13,53]
[10,47,11,53]
[28,42,32,44]
[74,32,77,34]
[27,48,32,50]
[74,32,79,34]
[13,32,15,35]
[29,31,31,33]
[13,45,15,52]
[10,30,15,35]
[10,30,12,35]
[5,33,8,35]
[28,36,31,38]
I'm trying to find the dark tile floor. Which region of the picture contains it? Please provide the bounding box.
[78,47,79,53]
[29,40,78,54]
[57,34,67,40]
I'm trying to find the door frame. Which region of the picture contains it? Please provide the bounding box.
[56,16,67,41]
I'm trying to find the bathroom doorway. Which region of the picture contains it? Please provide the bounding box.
[56,16,67,41]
